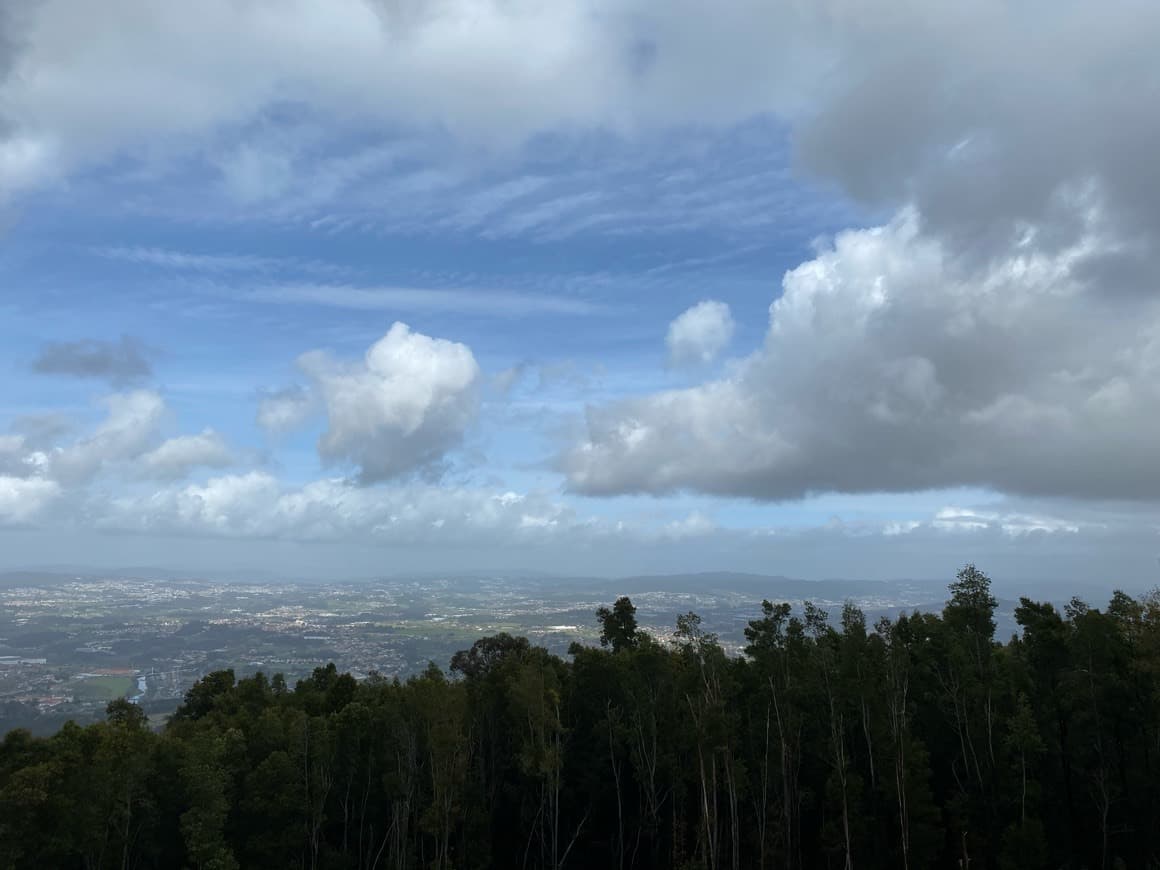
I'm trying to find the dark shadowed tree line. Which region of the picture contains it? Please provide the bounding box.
[2,565,1160,869]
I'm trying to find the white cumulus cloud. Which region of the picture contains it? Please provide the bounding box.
[138,429,233,480]
[666,300,734,365]
[564,209,1160,501]
[256,386,316,434]
[97,473,577,543]
[301,322,480,482]
[48,390,166,484]
[0,476,61,525]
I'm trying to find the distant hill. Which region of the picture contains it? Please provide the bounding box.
[610,571,895,598]
[0,571,82,588]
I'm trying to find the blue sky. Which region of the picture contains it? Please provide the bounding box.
[1,0,1158,584]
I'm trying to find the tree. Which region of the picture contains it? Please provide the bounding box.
[179,731,239,869]
[173,670,237,723]
[106,697,148,730]
[597,597,640,653]
[945,563,998,646]
[744,599,805,870]
[998,692,1046,869]
[450,633,532,680]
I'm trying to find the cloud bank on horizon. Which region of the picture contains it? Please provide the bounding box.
[0,0,1158,581]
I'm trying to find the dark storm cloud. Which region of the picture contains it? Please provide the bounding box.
[794,2,1160,290]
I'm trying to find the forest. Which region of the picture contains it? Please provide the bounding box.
[1,565,1159,869]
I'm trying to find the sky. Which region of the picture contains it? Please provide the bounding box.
[1,0,1159,585]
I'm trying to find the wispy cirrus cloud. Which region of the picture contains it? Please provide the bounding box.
[246,284,607,317]
[56,119,852,255]
[93,245,350,278]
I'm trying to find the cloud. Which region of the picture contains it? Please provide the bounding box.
[0,476,60,525]
[94,246,348,277]
[214,142,295,203]
[96,473,577,543]
[301,322,481,482]
[0,0,613,189]
[9,413,73,447]
[791,2,1160,285]
[928,508,1080,538]
[0,435,35,478]
[256,386,315,434]
[1,392,236,487]
[5,0,1152,299]
[48,390,166,484]
[0,1,1154,228]
[138,429,233,480]
[0,3,28,91]
[0,0,862,196]
[2,0,1159,581]
[82,471,1160,585]
[563,209,1160,501]
[661,510,717,539]
[666,300,734,365]
[246,284,603,317]
[552,1,1160,507]
[491,364,530,397]
[31,335,152,385]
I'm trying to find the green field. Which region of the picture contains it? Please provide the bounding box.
[69,675,134,701]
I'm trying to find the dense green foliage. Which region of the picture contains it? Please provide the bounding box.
[3,565,1160,869]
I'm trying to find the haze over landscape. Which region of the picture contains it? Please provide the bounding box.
[1,0,1158,586]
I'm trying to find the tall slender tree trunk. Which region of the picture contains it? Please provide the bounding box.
[887,656,910,870]
[829,699,853,870]
[724,749,740,870]
[696,740,718,870]
[755,700,772,870]
[769,674,796,870]
[607,703,624,870]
